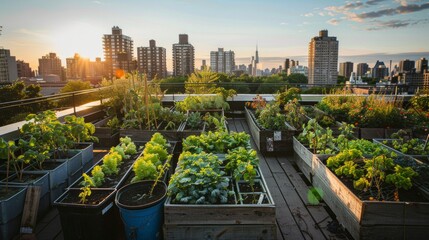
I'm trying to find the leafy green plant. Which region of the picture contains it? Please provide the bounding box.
[106,116,120,130]
[182,131,250,154]
[225,147,259,191]
[175,95,230,112]
[101,151,122,176]
[168,152,232,204]
[284,99,307,130]
[257,103,287,131]
[119,136,138,155]
[298,119,337,154]
[186,112,203,130]
[131,154,158,183]
[79,185,91,204]
[91,166,105,187]
[275,87,301,106]
[64,115,98,143]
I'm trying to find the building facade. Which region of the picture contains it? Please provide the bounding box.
[356,63,369,77]
[172,34,194,76]
[66,53,89,80]
[16,60,33,78]
[399,59,415,73]
[416,58,428,73]
[210,48,235,74]
[0,49,18,82]
[371,61,389,79]
[339,62,354,78]
[137,40,167,80]
[308,30,339,85]
[103,26,134,78]
[288,65,308,77]
[38,52,62,81]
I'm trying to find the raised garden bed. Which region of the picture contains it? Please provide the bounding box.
[120,125,181,142]
[245,107,295,154]
[373,138,429,163]
[93,116,120,148]
[0,185,27,240]
[164,166,276,239]
[311,154,429,240]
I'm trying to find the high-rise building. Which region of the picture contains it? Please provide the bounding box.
[210,48,235,74]
[38,52,62,81]
[288,65,308,77]
[308,30,339,85]
[88,58,105,82]
[201,60,207,70]
[103,26,134,77]
[356,63,369,77]
[137,40,167,80]
[172,34,195,76]
[66,53,90,80]
[238,64,247,71]
[424,70,429,90]
[399,59,415,73]
[291,60,296,68]
[371,60,389,79]
[339,62,354,78]
[0,49,18,82]
[284,58,290,74]
[416,58,428,73]
[16,60,33,78]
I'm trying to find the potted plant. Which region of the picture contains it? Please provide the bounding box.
[115,133,172,240]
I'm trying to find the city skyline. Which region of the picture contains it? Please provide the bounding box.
[1,0,429,71]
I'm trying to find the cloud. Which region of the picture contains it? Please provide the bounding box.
[15,29,48,39]
[366,0,387,5]
[304,13,314,17]
[353,2,429,20]
[328,18,341,25]
[92,1,102,4]
[366,18,429,30]
[280,22,288,25]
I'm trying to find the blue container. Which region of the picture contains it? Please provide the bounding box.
[116,181,167,240]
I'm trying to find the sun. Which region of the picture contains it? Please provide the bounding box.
[51,22,104,61]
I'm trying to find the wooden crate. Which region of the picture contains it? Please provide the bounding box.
[245,107,295,154]
[311,155,429,240]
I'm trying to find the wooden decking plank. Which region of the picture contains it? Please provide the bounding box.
[265,156,285,173]
[35,214,62,240]
[264,176,305,240]
[277,156,336,239]
[273,172,327,240]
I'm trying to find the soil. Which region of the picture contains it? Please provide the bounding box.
[61,189,112,205]
[0,186,22,200]
[9,173,43,184]
[238,181,264,193]
[117,182,165,206]
[241,193,269,204]
[184,123,204,131]
[72,143,92,150]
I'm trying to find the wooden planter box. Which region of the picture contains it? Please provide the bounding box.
[93,116,120,148]
[311,155,429,240]
[373,138,429,163]
[245,107,295,154]
[164,167,276,240]
[120,125,181,142]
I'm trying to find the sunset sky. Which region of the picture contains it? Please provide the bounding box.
[1,0,428,70]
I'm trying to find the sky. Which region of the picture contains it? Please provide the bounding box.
[0,0,428,71]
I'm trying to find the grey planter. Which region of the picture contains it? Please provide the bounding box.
[4,172,49,197]
[0,185,27,240]
[74,142,94,167]
[373,138,429,163]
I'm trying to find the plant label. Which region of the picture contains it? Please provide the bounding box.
[274,131,282,141]
[266,137,274,152]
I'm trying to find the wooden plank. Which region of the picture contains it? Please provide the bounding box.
[35,214,62,240]
[361,202,405,226]
[265,156,284,173]
[272,172,327,240]
[164,224,277,240]
[404,201,429,225]
[164,202,276,225]
[264,176,305,240]
[20,186,41,234]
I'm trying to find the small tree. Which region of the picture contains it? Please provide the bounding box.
[185,67,219,94]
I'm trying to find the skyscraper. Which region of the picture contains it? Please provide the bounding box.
[103,26,134,77]
[284,58,290,74]
[210,48,235,74]
[339,62,354,78]
[356,63,369,77]
[38,52,62,80]
[137,40,167,80]
[371,60,389,79]
[0,49,18,82]
[201,60,207,70]
[308,30,339,85]
[66,53,89,80]
[416,58,428,73]
[172,34,195,76]
[16,60,33,78]
[399,59,415,73]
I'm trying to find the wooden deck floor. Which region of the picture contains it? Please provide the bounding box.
[33,118,350,240]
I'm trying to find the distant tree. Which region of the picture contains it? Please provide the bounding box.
[60,80,92,93]
[362,77,378,85]
[256,75,284,94]
[160,76,186,94]
[337,76,348,85]
[185,67,219,94]
[59,80,93,107]
[287,73,307,84]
